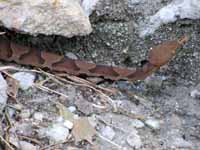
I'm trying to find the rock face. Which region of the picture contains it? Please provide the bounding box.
[139,0,200,37]
[0,0,92,37]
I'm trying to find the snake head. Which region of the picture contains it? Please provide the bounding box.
[148,36,188,67]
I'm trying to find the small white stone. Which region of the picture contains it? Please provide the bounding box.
[145,119,160,130]
[44,123,69,142]
[81,0,100,16]
[126,131,142,149]
[12,72,35,90]
[68,106,76,113]
[65,52,78,60]
[33,112,43,121]
[19,141,37,150]
[190,89,200,99]
[73,114,79,119]
[131,119,145,128]
[56,116,64,123]
[101,126,115,140]
[20,109,31,119]
[63,120,74,129]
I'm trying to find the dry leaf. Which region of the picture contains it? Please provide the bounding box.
[72,117,96,143]
[6,75,19,99]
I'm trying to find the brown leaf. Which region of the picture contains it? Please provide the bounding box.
[72,117,96,143]
[6,75,19,99]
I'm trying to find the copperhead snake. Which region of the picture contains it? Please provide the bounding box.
[0,36,188,81]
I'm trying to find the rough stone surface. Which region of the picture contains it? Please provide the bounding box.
[139,0,200,37]
[101,126,115,140]
[0,73,8,110]
[0,0,92,37]
[80,0,100,16]
[1,0,200,149]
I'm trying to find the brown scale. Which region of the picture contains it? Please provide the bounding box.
[0,36,188,81]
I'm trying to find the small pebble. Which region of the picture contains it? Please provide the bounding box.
[20,109,31,119]
[56,116,64,123]
[43,123,69,142]
[13,72,35,90]
[145,119,160,130]
[131,119,145,128]
[101,126,115,140]
[68,106,76,113]
[190,89,200,99]
[19,141,37,150]
[65,52,78,60]
[63,120,74,129]
[126,130,142,149]
[33,112,43,121]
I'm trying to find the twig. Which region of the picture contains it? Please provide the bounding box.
[97,132,122,149]
[0,135,15,150]
[64,74,117,94]
[40,139,69,150]
[0,65,116,109]
[0,66,40,73]
[34,84,68,99]
[97,117,129,133]
[42,70,116,95]
[116,107,145,121]
[38,70,117,110]
[18,135,42,146]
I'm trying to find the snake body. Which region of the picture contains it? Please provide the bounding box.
[0,36,188,81]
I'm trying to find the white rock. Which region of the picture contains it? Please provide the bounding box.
[43,123,69,142]
[68,106,77,113]
[74,114,80,119]
[20,109,31,119]
[12,72,35,90]
[0,73,8,105]
[56,116,65,123]
[101,126,115,140]
[126,130,142,149]
[80,0,100,16]
[33,112,43,121]
[131,119,145,128]
[139,0,200,37]
[65,52,78,60]
[19,141,37,150]
[190,89,200,99]
[63,120,74,129]
[0,0,92,37]
[145,119,160,130]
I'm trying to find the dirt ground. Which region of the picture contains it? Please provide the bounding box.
[0,0,200,150]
